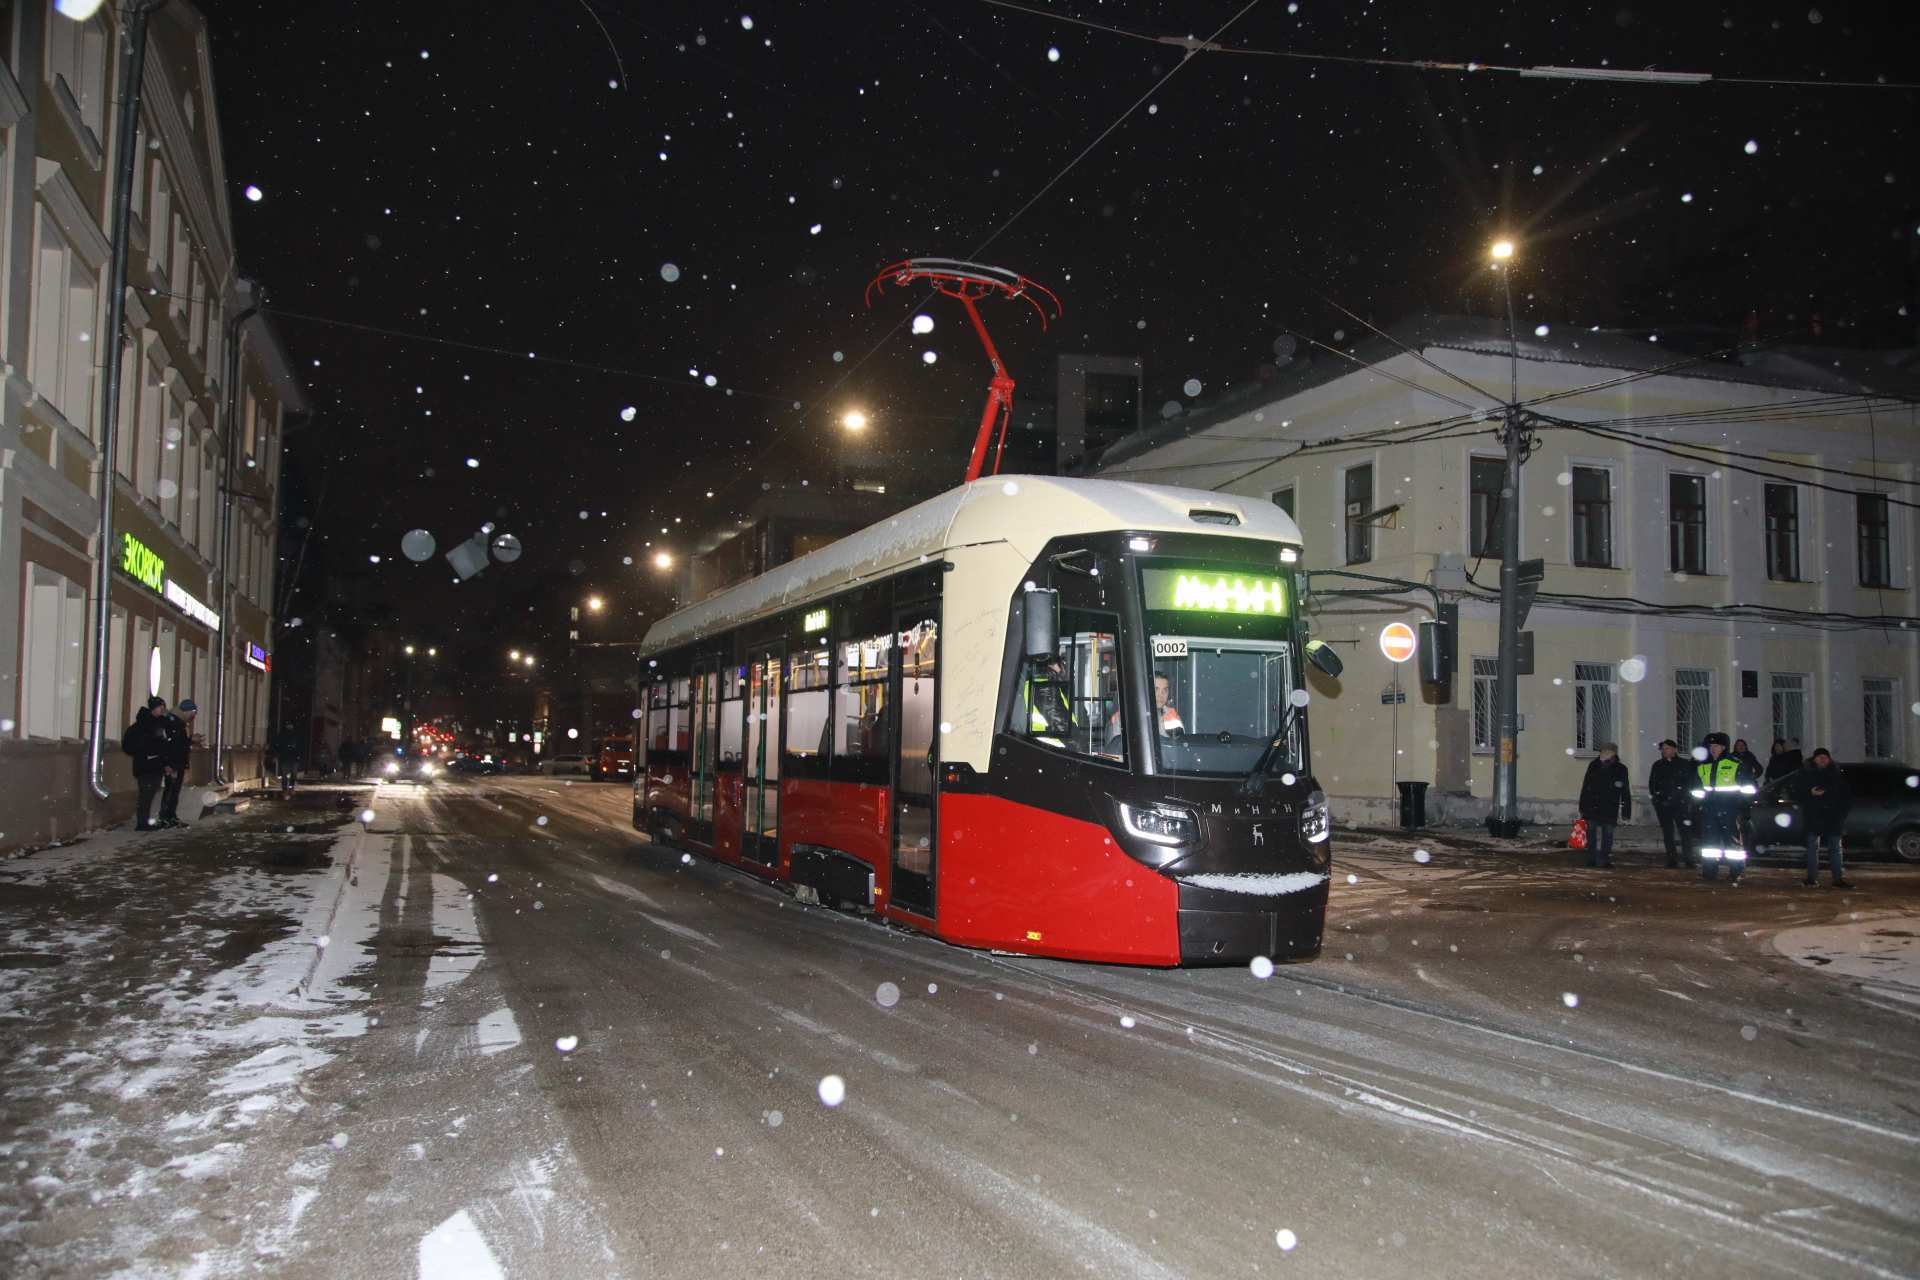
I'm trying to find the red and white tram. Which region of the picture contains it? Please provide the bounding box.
[632,476,1341,966]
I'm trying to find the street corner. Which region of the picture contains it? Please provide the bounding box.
[1772,911,1920,1002]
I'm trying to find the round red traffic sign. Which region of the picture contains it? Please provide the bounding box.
[1379,622,1417,664]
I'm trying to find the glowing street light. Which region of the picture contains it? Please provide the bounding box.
[427,647,437,657]
[841,409,868,432]
[586,595,605,613]
[404,644,416,656]
[509,649,521,661]
[523,654,537,668]
[653,550,673,569]
[1489,238,1516,264]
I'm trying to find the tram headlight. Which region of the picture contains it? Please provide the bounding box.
[1300,789,1331,846]
[1118,801,1200,848]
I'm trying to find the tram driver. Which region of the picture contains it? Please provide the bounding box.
[1106,671,1187,745]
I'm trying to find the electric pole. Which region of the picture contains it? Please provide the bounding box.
[1489,239,1525,838]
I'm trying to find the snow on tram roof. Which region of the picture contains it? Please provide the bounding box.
[639,475,1302,656]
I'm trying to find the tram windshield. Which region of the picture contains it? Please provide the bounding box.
[1136,563,1301,778]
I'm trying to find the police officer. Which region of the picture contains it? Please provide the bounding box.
[1691,731,1759,882]
[1025,653,1074,745]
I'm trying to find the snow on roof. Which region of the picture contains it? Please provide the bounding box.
[639,475,1302,656]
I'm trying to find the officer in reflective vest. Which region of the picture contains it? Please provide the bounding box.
[1026,654,1074,746]
[1690,731,1759,882]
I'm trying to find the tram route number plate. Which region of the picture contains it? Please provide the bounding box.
[1151,638,1189,658]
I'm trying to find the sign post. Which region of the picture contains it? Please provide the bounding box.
[1378,621,1417,664]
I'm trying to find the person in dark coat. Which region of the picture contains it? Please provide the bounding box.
[1797,748,1854,888]
[1765,737,1804,783]
[122,698,170,831]
[156,699,198,828]
[1647,739,1696,868]
[1578,743,1632,868]
[1731,738,1765,776]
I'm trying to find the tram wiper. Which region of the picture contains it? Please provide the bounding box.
[1239,705,1298,796]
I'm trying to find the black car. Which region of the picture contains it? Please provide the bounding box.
[448,755,503,775]
[379,752,441,784]
[1746,762,1920,861]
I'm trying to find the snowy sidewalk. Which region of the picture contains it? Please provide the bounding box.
[0,786,375,1277]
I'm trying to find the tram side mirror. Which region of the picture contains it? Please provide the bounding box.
[1305,639,1344,678]
[1023,589,1060,663]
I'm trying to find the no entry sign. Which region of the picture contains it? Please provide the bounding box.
[1379,622,1417,664]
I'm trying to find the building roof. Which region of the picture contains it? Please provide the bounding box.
[1095,313,1920,471]
[639,475,1303,656]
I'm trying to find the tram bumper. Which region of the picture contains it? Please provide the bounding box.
[1173,874,1329,965]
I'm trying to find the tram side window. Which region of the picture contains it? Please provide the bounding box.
[784,647,833,775]
[834,632,891,784]
[1012,608,1126,764]
[647,680,669,753]
[668,676,691,752]
[719,665,745,765]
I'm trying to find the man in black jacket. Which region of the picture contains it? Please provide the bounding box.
[1578,743,1632,868]
[156,699,198,828]
[122,698,171,831]
[1798,748,1854,888]
[1647,739,1695,867]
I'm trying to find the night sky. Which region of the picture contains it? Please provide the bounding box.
[202,1,1917,687]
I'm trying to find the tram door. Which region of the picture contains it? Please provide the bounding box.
[890,610,938,915]
[741,645,783,866]
[690,660,719,841]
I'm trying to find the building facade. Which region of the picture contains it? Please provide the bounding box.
[0,1,308,848]
[1094,318,1920,826]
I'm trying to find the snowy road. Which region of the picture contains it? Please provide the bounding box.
[4,776,1918,1278]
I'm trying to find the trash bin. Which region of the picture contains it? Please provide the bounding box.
[1396,780,1429,830]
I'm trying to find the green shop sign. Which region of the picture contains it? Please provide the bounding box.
[1142,567,1288,616]
[121,532,165,593]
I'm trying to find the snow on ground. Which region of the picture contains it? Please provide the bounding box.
[1773,912,1920,1005]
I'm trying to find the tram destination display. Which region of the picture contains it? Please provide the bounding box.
[1140,567,1289,616]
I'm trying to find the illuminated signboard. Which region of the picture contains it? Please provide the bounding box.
[1141,567,1289,616]
[243,642,269,671]
[164,580,221,631]
[802,607,830,633]
[121,532,164,592]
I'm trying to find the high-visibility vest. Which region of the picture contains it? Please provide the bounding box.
[1694,756,1753,797]
[1028,679,1067,734]
[1159,705,1185,733]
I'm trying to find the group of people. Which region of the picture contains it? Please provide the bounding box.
[1579,732,1853,887]
[121,696,199,831]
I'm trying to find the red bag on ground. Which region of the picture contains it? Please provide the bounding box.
[1569,818,1589,850]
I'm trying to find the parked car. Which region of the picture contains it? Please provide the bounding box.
[380,752,440,785]
[449,755,504,775]
[1746,762,1920,861]
[538,754,592,777]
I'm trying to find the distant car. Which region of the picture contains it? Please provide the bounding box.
[538,754,591,777]
[449,756,504,775]
[594,737,635,781]
[380,753,440,785]
[1746,762,1920,861]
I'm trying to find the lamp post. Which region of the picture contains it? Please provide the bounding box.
[1489,238,1525,838]
[82,0,169,800]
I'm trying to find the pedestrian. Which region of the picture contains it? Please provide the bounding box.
[1578,743,1631,868]
[1647,739,1696,867]
[1731,737,1765,776]
[1797,748,1854,889]
[121,697,170,831]
[156,699,199,828]
[1693,732,1760,881]
[273,723,305,791]
[1765,737,1804,783]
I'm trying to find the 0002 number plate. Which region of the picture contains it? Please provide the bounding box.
[1151,638,1189,658]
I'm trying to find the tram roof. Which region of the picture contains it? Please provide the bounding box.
[638,475,1303,656]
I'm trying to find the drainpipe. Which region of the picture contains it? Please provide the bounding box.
[84,0,168,800]
[210,284,262,784]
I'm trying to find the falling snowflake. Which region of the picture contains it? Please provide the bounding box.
[244,184,263,202]
[555,1035,579,1052]
[1276,1229,1298,1251]
[922,350,938,364]
[1047,46,1060,62]
[912,314,935,334]
[1120,1015,1137,1029]
[817,1074,846,1107]
[875,982,901,1007]
[1250,956,1275,979]
[1183,377,1202,397]
[660,262,681,283]
[1413,849,1431,864]
[620,406,637,422]
[1744,139,1760,155]
[1562,992,1580,1008]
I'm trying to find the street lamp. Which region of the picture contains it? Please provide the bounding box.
[523,654,537,668]
[842,409,868,432]
[404,644,416,656]
[509,649,521,661]
[653,550,673,570]
[586,595,605,613]
[1488,236,1525,838]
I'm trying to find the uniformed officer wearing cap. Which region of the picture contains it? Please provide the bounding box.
[1690,731,1760,882]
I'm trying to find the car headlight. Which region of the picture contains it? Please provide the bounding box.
[1118,801,1201,847]
[384,761,400,775]
[1300,789,1331,845]
[420,763,436,776]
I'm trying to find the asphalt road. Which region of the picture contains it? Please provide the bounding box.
[259,774,1917,1280]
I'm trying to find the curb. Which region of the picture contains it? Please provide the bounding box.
[294,821,367,1002]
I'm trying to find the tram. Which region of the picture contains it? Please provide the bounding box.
[631,475,1343,966]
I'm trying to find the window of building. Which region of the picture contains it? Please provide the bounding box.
[1570,466,1613,567]
[1270,486,1294,520]
[169,215,189,321]
[1471,656,1498,753]
[1858,493,1892,588]
[1764,483,1801,581]
[1669,472,1707,574]
[21,564,87,740]
[1675,668,1712,750]
[200,451,218,553]
[1011,609,1126,763]
[1770,672,1809,747]
[137,356,164,499]
[188,260,205,356]
[1863,677,1899,760]
[1574,662,1616,754]
[106,605,128,738]
[44,10,106,143]
[148,166,172,280]
[183,428,202,552]
[28,208,99,432]
[1344,464,1374,565]
[161,394,185,527]
[115,331,138,478]
[1469,456,1505,561]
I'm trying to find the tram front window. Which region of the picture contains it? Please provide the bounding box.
[1151,639,1297,777]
